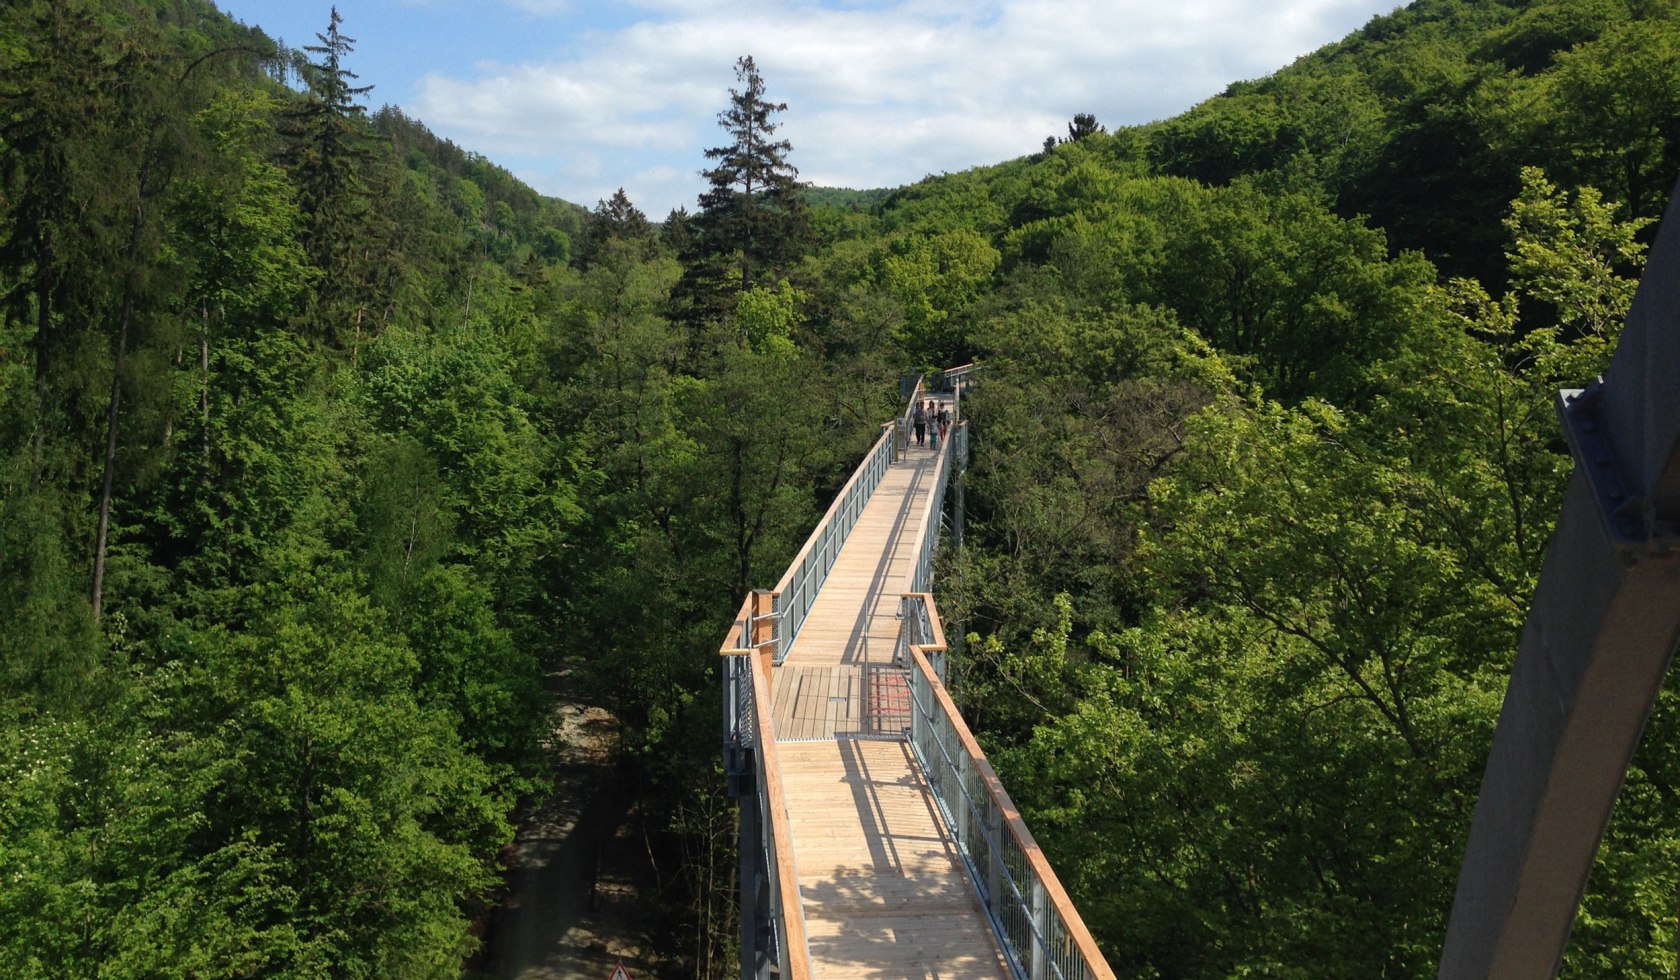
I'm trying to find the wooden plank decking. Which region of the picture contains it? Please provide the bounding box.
[769,400,1009,978]
[771,665,915,741]
[781,441,937,669]
[781,740,1010,979]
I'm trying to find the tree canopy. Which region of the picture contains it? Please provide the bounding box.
[5,0,1680,975]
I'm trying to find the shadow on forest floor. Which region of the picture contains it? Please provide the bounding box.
[475,677,665,980]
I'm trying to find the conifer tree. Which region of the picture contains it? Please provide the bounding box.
[578,187,657,269]
[283,6,378,347]
[0,0,135,457]
[1066,112,1104,141]
[680,56,809,320]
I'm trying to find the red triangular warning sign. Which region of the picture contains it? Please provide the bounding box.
[608,961,631,980]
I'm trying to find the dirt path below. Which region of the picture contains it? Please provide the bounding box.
[478,692,664,980]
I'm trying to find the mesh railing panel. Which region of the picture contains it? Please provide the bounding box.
[908,659,1100,980]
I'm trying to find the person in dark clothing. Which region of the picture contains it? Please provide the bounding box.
[912,401,927,446]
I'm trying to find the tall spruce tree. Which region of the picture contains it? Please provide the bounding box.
[283,6,377,347]
[680,56,809,321]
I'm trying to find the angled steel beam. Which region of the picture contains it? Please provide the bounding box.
[1439,176,1680,978]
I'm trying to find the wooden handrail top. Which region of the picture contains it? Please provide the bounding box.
[902,376,926,420]
[746,643,812,980]
[900,591,948,651]
[717,593,758,656]
[896,436,952,592]
[719,588,811,979]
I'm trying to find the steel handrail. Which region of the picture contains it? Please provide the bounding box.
[725,363,1080,980]
[768,370,958,660]
[940,362,977,392]
[900,421,961,597]
[897,375,927,456]
[720,599,813,980]
[900,597,1115,980]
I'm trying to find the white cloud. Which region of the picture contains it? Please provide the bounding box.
[498,0,572,14]
[408,0,1403,215]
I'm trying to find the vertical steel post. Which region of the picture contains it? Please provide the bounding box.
[1439,176,1680,978]
[985,786,1005,916]
[952,731,971,853]
[723,653,743,797]
[912,666,929,769]
[738,764,773,980]
[751,590,777,674]
[1031,879,1049,980]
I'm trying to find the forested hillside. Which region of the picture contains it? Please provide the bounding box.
[2,0,1678,975]
[921,0,1679,975]
[0,4,884,975]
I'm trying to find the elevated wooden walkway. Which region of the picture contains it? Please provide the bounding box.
[723,371,1112,980]
[770,417,1009,978]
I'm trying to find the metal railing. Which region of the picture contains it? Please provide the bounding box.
[898,592,945,683]
[720,599,812,980]
[772,371,960,662]
[892,408,1114,980]
[938,362,978,394]
[900,603,1115,980]
[902,420,963,596]
[770,423,896,662]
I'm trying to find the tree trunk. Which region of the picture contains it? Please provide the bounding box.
[201,302,212,464]
[91,200,145,624]
[92,133,160,623]
[29,276,53,493]
[352,303,365,368]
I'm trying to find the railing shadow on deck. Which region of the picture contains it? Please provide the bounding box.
[837,448,936,665]
[719,376,945,977]
[799,864,1011,980]
[805,736,1004,980]
[772,375,937,663]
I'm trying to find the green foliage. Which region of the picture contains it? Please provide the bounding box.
[1504,165,1652,341]
[281,7,381,346]
[577,187,658,269]
[899,6,1680,970]
[155,574,504,976]
[0,2,583,971]
[733,280,801,356]
[1542,16,1680,219]
[878,228,1000,362]
[6,0,1680,974]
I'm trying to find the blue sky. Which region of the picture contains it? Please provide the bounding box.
[214,0,1407,217]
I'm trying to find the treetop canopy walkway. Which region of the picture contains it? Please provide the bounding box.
[720,367,1116,980]
[730,171,1680,980]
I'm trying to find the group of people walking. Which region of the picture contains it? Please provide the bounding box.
[911,399,951,449]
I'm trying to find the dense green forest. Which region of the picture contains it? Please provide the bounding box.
[2,0,1679,976]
